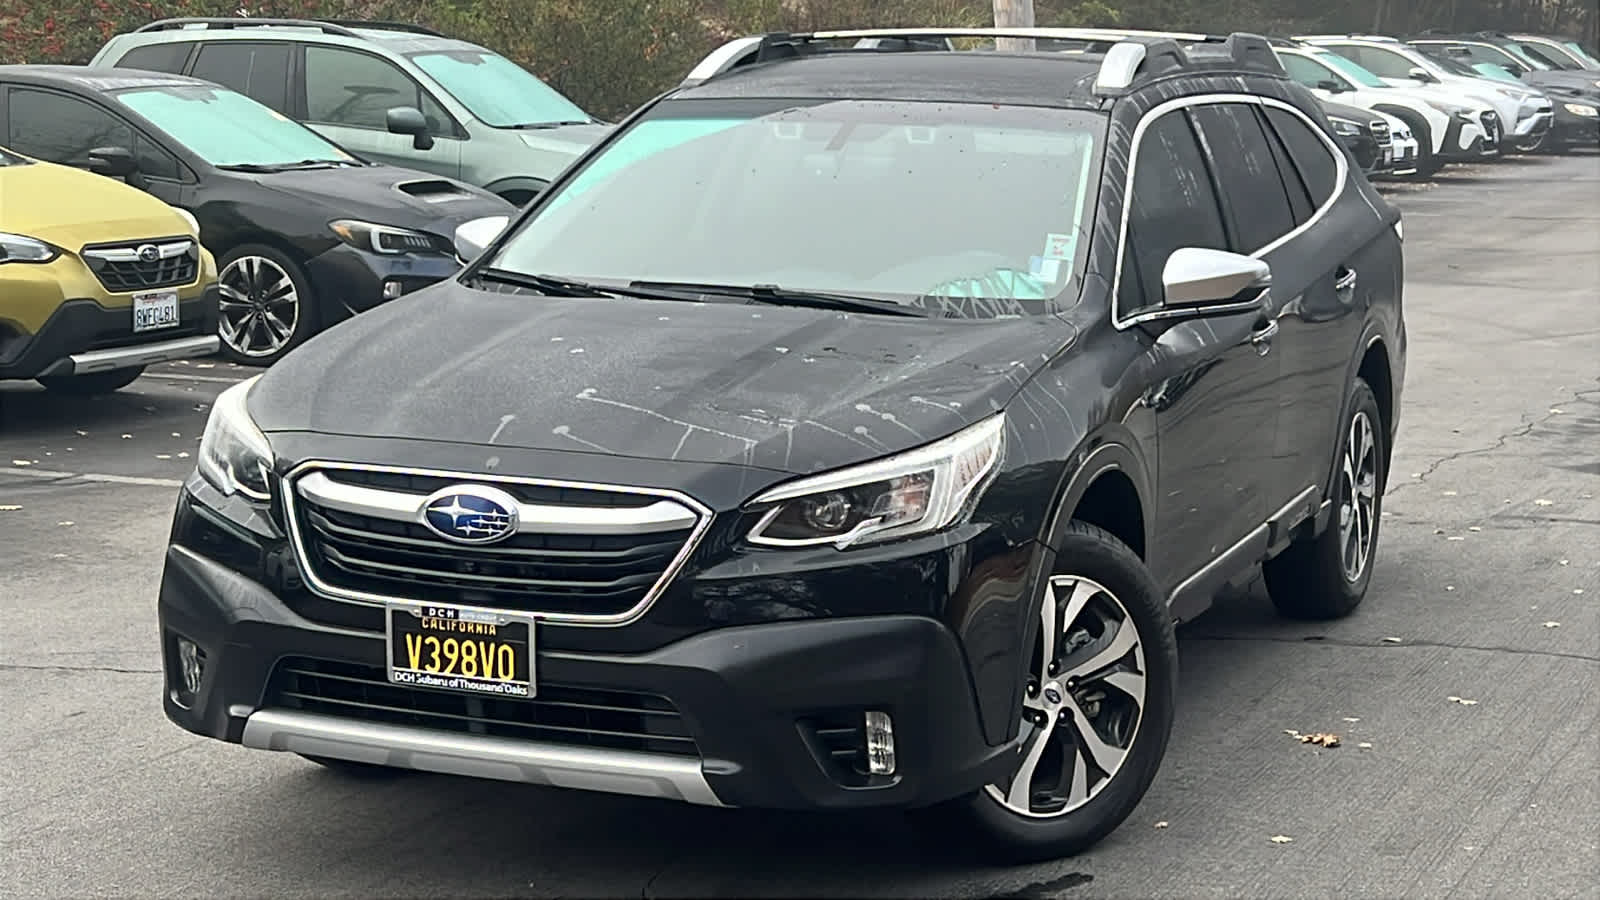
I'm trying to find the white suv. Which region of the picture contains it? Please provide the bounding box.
[1274,42,1490,176]
[1297,35,1554,154]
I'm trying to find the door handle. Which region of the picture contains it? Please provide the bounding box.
[1335,266,1358,296]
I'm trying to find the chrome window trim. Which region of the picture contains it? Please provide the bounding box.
[82,238,195,262]
[279,460,716,628]
[1111,92,1350,331]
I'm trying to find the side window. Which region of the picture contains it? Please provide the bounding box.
[1262,107,1339,209]
[1342,46,1415,79]
[133,133,182,181]
[1281,53,1346,91]
[1255,108,1315,225]
[191,42,291,112]
[1187,103,1297,253]
[304,46,451,132]
[1118,110,1229,316]
[115,42,194,74]
[5,88,133,167]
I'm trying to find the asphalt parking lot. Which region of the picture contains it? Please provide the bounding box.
[2,153,1597,899]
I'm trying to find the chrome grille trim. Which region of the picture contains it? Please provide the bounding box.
[81,239,194,263]
[1369,121,1392,145]
[281,461,715,627]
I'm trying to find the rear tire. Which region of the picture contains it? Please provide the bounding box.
[35,366,145,395]
[215,244,317,367]
[909,521,1177,863]
[1264,378,1386,620]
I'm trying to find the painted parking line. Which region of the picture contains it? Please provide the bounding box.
[2,465,184,488]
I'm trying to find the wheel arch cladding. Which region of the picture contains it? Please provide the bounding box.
[1358,339,1395,481]
[1069,468,1146,562]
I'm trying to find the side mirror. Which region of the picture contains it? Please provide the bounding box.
[86,146,138,178]
[1316,79,1347,93]
[1162,248,1272,308]
[1501,64,1524,78]
[386,106,434,151]
[1407,66,1438,83]
[453,215,509,264]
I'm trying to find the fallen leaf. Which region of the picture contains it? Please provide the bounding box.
[177,451,190,459]
[57,520,74,527]
[120,434,132,440]
[10,459,32,466]
[50,553,67,559]
[1381,636,1404,644]
[1154,821,1169,829]
[1284,729,1301,736]
[1534,499,1554,506]
[1442,490,1458,496]
[1446,585,1456,591]
[1343,717,1360,723]
[1447,696,1479,706]
[155,454,172,460]
[1467,526,1482,532]
[0,505,21,511]
[1574,589,1585,595]
[1549,408,1563,414]
[1447,535,1466,541]
[1270,835,1294,844]
[1559,560,1570,566]
[1543,622,1561,628]
[171,432,182,438]
[1358,742,1373,749]
[1297,732,1341,748]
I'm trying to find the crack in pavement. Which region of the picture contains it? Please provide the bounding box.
[1185,633,1600,664]
[1387,385,1600,498]
[0,663,160,675]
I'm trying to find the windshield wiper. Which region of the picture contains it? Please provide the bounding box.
[473,269,714,303]
[216,158,356,173]
[628,281,929,317]
[510,120,593,130]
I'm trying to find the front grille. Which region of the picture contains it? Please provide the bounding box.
[286,466,707,620]
[266,657,699,757]
[1369,120,1392,145]
[81,238,199,293]
[1481,111,1502,143]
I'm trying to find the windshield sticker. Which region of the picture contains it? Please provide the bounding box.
[1043,232,1074,260]
[1029,256,1062,281]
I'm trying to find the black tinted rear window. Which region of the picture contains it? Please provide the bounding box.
[116,42,194,74]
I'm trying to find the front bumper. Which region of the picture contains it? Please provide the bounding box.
[0,284,220,380]
[1437,116,1491,161]
[158,489,1019,811]
[1550,102,1600,146]
[303,245,462,325]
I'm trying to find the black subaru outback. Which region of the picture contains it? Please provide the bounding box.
[159,27,1406,861]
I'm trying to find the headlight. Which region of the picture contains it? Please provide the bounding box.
[1565,102,1599,117]
[1425,100,1475,120]
[0,231,60,264]
[1329,117,1363,136]
[329,219,445,254]
[745,413,1004,549]
[173,207,200,238]
[197,377,272,501]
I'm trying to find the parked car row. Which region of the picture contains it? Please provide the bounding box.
[3,20,1595,397]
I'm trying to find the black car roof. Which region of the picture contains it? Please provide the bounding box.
[0,64,208,93]
[673,52,1116,110]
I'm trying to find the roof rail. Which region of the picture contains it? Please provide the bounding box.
[680,27,1283,95]
[134,17,362,37]
[318,19,445,37]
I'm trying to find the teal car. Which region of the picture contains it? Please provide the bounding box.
[90,17,612,205]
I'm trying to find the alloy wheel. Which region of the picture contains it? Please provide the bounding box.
[218,255,300,358]
[985,574,1147,818]
[1338,409,1380,582]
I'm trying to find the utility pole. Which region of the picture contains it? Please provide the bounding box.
[993,0,1036,53]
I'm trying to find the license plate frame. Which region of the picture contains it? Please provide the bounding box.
[385,599,537,698]
[132,289,181,333]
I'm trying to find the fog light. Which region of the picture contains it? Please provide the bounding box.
[382,280,404,300]
[177,637,206,697]
[864,710,896,775]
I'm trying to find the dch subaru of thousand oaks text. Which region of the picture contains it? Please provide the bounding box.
[160,28,1406,860]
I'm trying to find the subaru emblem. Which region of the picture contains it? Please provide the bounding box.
[137,243,160,263]
[420,484,520,545]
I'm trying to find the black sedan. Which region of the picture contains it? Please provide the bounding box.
[0,66,514,364]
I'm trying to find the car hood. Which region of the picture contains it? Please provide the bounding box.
[249,163,513,237]
[1525,71,1600,98]
[248,285,1073,475]
[1,156,194,248]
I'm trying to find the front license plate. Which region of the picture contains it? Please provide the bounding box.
[132,290,180,333]
[386,601,535,697]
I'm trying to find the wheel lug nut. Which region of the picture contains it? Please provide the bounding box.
[1047,662,1059,675]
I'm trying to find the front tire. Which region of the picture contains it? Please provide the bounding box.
[911,521,1178,863]
[35,366,145,395]
[1264,378,1386,620]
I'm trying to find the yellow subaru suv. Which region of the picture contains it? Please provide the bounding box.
[1,144,219,394]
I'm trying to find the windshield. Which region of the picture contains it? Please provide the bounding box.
[409,49,591,128]
[115,85,355,167]
[483,98,1103,318]
[1424,51,1482,78]
[1470,62,1522,83]
[1312,50,1391,88]
[1561,41,1600,67]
